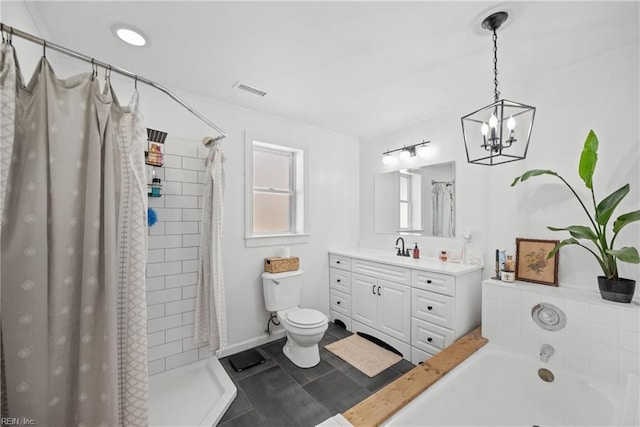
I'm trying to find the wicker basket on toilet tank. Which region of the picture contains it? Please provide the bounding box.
[264,257,299,273]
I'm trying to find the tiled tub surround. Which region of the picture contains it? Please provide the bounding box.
[482,279,640,387]
[328,247,483,365]
[145,138,212,375]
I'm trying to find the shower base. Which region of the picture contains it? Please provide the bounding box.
[148,356,236,426]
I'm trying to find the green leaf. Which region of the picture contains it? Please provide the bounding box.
[606,247,640,264]
[511,169,558,187]
[613,210,640,234]
[548,225,598,241]
[547,238,578,259]
[596,184,629,225]
[578,130,598,189]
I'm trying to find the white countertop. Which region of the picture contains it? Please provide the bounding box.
[329,247,483,276]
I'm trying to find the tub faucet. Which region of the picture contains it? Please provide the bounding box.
[395,237,409,257]
[540,344,555,362]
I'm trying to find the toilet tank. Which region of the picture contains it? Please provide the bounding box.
[262,270,304,312]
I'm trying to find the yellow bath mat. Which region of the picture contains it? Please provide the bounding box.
[325,334,402,377]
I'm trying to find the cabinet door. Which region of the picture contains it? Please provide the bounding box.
[377,279,411,343]
[351,273,377,328]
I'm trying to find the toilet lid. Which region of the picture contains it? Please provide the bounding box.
[286,309,326,328]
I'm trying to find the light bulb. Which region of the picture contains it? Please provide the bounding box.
[112,25,148,47]
[417,145,430,158]
[507,116,516,131]
[398,149,411,161]
[480,122,489,136]
[382,154,396,165]
[489,114,498,128]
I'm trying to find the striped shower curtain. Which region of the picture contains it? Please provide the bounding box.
[0,42,148,426]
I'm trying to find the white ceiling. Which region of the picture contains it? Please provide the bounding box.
[24,1,640,138]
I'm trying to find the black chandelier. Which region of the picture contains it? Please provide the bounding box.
[461,12,536,166]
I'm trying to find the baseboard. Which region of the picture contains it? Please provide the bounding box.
[218,330,287,358]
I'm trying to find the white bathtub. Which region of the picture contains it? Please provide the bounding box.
[148,357,237,426]
[383,343,637,426]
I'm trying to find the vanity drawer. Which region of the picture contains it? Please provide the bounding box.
[329,254,352,271]
[412,289,454,329]
[330,268,351,294]
[411,346,433,365]
[352,259,411,286]
[330,289,351,316]
[412,270,455,297]
[411,318,454,354]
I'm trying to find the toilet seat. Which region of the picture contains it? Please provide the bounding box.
[285,308,327,329]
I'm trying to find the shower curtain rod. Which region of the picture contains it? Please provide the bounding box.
[0,23,227,142]
[432,180,454,185]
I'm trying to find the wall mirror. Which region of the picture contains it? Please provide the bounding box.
[374,161,455,237]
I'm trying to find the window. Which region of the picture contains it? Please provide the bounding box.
[398,171,422,232]
[245,136,307,247]
[399,173,411,229]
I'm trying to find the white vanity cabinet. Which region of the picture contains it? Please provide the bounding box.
[329,254,353,330]
[329,249,483,365]
[410,269,482,364]
[351,273,411,344]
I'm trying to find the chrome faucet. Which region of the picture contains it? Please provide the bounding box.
[395,237,410,257]
[540,344,555,363]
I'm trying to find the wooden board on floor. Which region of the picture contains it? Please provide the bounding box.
[342,327,487,427]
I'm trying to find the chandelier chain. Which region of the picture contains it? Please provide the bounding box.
[493,29,500,102]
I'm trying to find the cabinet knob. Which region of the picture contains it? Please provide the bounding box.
[336,260,341,264]
[337,301,341,305]
[426,279,432,284]
[336,279,341,283]
[427,337,433,342]
[427,306,433,311]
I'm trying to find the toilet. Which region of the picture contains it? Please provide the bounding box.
[262,270,328,368]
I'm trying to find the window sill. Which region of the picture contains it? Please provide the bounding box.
[245,233,310,248]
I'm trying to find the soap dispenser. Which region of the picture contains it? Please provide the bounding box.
[412,243,420,259]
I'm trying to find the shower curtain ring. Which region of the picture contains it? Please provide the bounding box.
[134,75,138,90]
[105,65,112,82]
[9,27,13,45]
[43,40,46,58]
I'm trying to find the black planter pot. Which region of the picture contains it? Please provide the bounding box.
[598,276,636,303]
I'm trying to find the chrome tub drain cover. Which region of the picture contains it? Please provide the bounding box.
[531,303,566,331]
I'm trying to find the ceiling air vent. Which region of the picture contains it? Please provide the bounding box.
[233,81,268,97]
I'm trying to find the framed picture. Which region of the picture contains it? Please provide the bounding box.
[515,238,559,286]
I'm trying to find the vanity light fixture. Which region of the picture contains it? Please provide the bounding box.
[381,140,430,165]
[112,24,149,47]
[461,12,535,166]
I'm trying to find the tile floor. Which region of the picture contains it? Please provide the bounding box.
[218,322,415,427]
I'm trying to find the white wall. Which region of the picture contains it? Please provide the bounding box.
[359,38,639,292]
[107,82,360,355]
[3,2,360,359]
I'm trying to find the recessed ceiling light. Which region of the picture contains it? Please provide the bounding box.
[112,24,148,47]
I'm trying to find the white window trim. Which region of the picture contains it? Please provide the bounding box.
[245,132,309,248]
[399,173,411,230]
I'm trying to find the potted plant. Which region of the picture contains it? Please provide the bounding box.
[511,130,639,303]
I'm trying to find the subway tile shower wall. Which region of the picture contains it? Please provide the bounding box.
[482,279,640,387]
[146,138,211,375]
